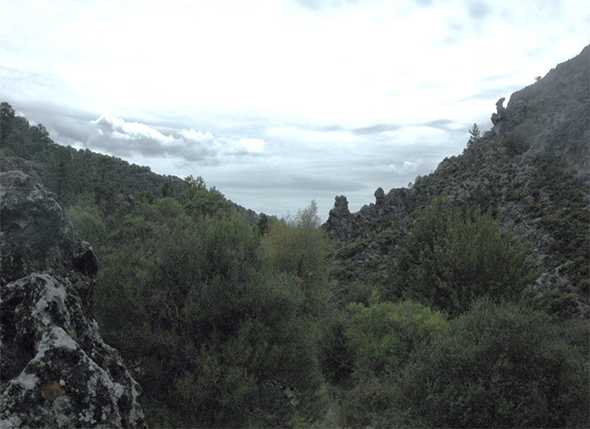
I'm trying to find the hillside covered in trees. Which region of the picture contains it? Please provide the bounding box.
[0,47,589,428]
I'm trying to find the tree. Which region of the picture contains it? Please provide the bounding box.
[391,198,537,316]
[294,200,321,229]
[96,202,326,427]
[344,300,448,380]
[329,300,447,428]
[262,203,331,318]
[394,300,590,428]
[467,123,481,146]
[0,102,15,142]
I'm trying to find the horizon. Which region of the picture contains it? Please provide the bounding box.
[1,0,588,218]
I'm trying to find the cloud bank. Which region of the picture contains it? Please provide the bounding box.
[1,0,588,217]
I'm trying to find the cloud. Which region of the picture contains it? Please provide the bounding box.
[466,1,491,20]
[1,0,588,217]
[352,119,465,136]
[352,123,402,135]
[93,115,174,144]
[84,115,218,162]
[239,138,266,154]
[295,0,358,10]
[266,126,359,145]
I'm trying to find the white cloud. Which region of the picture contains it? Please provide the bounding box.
[179,129,214,142]
[92,115,174,144]
[266,126,359,145]
[381,126,447,143]
[0,0,588,217]
[239,138,266,153]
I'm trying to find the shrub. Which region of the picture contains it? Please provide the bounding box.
[393,198,537,316]
[96,202,325,427]
[261,203,331,318]
[339,300,448,427]
[394,299,590,428]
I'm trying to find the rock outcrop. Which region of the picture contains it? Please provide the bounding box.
[0,171,146,428]
[324,45,590,316]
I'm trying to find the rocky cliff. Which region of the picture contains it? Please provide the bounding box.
[325,45,590,317]
[0,170,146,428]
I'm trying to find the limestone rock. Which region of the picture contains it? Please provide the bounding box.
[0,171,146,428]
[324,196,354,241]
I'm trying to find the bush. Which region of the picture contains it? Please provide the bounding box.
[261,202,331,318]
[96,201,325,427]
[339,301,448,427]
[393,198,537,316]
[394,299,590,428]
[344,300,447,379]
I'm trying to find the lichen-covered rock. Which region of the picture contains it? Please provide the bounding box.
[0,172,146,428]
[0,274,145,428]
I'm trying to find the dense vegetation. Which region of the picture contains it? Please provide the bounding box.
[1,102,588,428]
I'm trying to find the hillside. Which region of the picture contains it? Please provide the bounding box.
[325,45,590,318]
[0,105,258,222]
[1,47,589,429]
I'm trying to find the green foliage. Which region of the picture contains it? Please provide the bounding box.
[467,123,480,146]
[66,200,107,247]
[96,199,327,427]
[338,301,448,427]
[262,202,332,317]
[394,299,590,428]
[0,102,188,210]
[344,300,448,379]
[392,198,537,316]
[293,199,321,229]
[181,175,234,218]
[5,102,589,428]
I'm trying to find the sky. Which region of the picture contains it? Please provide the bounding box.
[0,0,588,218]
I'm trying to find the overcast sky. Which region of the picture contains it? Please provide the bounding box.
[1,0,588,218]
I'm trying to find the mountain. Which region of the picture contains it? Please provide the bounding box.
[325,45,590,318]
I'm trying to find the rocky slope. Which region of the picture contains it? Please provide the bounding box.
[325,45,590,317]
[0,170,146,428]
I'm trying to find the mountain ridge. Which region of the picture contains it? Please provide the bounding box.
[324,44,590,318]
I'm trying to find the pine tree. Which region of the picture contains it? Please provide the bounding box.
[467,123,481,146]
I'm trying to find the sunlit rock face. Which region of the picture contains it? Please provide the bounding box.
[0,171,146,428]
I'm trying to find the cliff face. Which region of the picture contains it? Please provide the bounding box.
[0,171,146,428]
[500,44,590,177]
[325,45,590,316]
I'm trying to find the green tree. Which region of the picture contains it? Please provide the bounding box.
[392,198,537,316]
[262,202,331,318]
[339,300,448,427]
[294,199,321,229]
[394,299,590,428]
[0,102,15,142]
[467,123,481,146]
[96,200,325,427]
[344,300,448,379]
